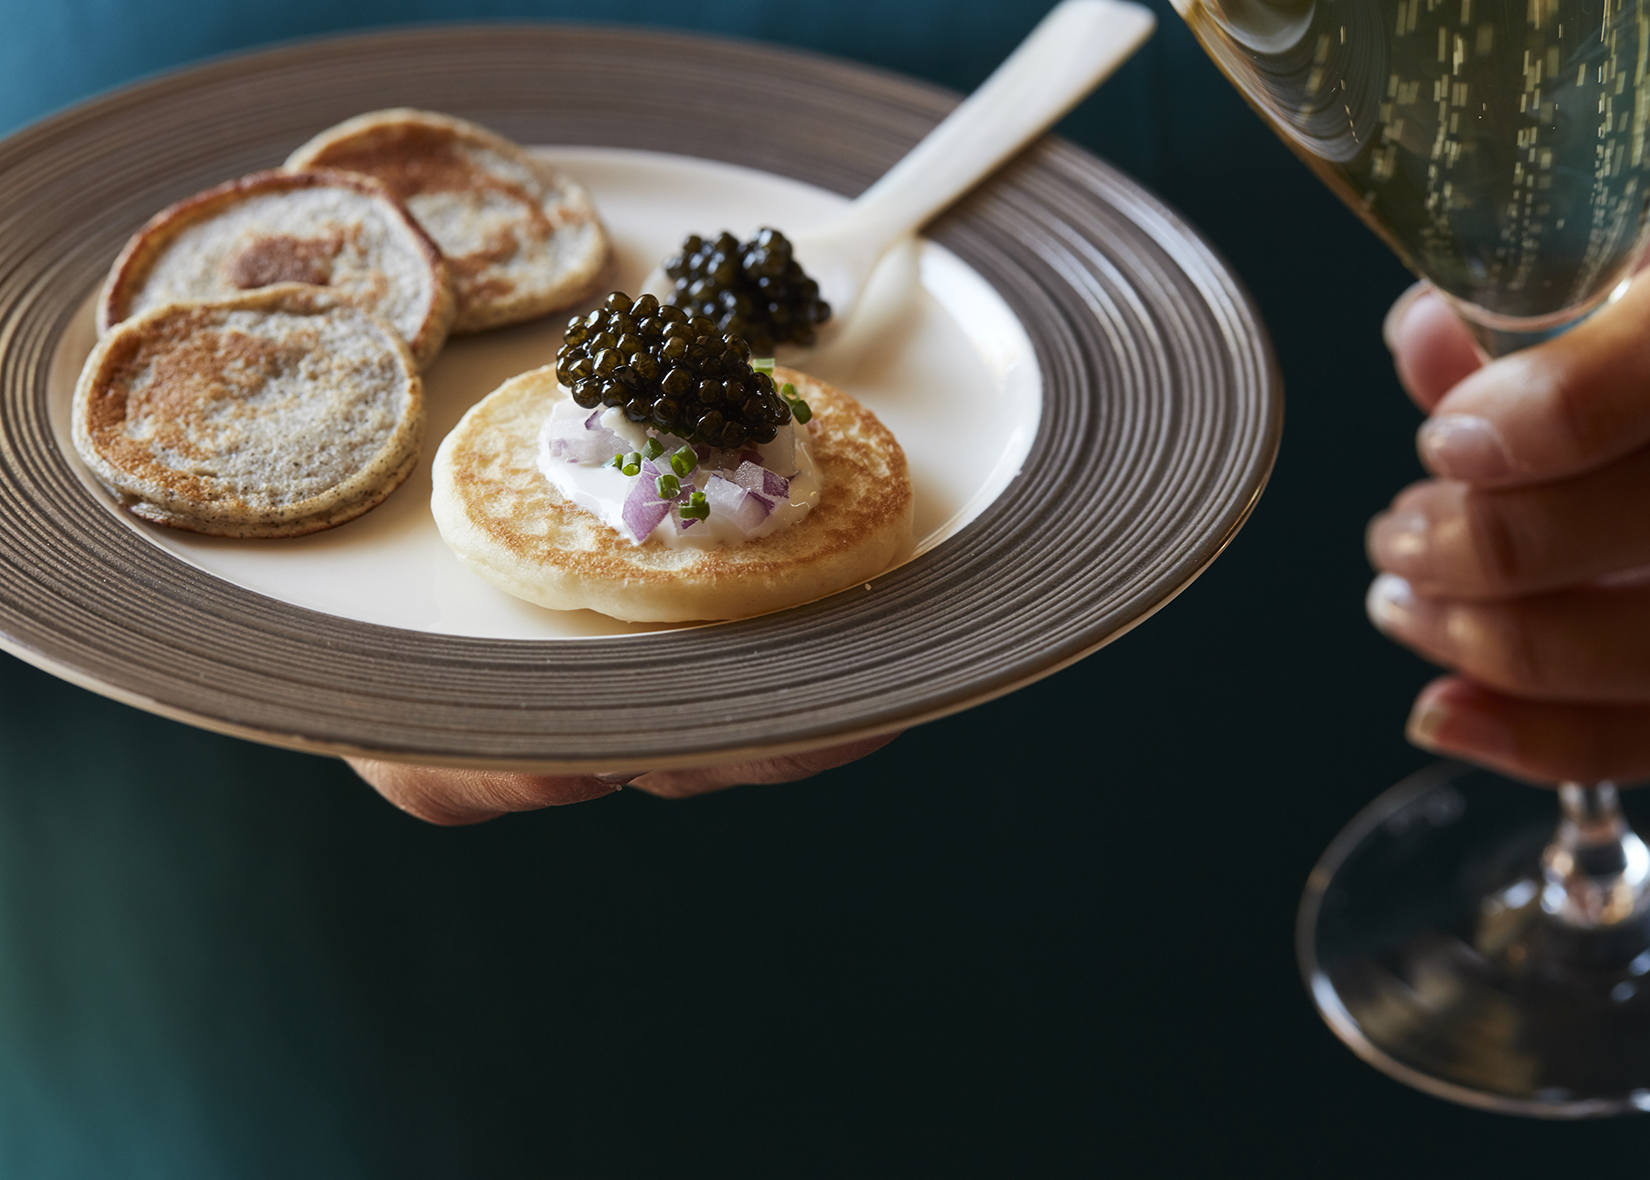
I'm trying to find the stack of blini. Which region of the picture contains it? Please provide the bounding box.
[73,110,610,538]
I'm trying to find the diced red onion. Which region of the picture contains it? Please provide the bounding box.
[547,408,625,465]
[734,460,789,504]
[617,461,673,541]
[621,484,672,542]
[704,473,771,535]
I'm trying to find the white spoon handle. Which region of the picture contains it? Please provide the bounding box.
[824,0,1156,250]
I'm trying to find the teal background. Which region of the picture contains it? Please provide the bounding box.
[1,0,1641,1174]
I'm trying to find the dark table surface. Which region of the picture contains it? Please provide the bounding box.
[2,0,1643,1174]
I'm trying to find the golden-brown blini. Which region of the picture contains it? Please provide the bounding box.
[98,168,455,370]
[74,285,423,538]
[286,109,609,333]
[431,366,912,622]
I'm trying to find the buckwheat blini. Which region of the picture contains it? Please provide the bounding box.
[285,109,609,332]
[431,365,912,623]
[98,169,455,370]
[74,285,423,538]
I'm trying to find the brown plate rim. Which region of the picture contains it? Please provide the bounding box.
[0,23,1282,771]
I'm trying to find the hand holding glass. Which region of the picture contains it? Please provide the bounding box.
[1178,0,1650,1114]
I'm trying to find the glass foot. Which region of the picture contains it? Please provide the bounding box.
[1299,762,1650,1117]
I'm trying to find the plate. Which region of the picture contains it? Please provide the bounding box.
[46,149,1043,640]
[0,25,1282,770]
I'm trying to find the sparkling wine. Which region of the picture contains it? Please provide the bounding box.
[1180,0,1650,326]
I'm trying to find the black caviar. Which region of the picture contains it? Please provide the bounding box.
[661,228,831,354]
[555,291,792,451]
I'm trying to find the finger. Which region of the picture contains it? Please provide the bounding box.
[1406,676,1650,785]
[1384,283,1484,413]
[628,732,901,800]
[345,757,624,826]
[1366,575,1650,701]
[1417,272,1650,486]
[1367,447,1650,598]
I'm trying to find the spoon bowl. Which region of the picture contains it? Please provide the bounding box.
[644,0,1156,347]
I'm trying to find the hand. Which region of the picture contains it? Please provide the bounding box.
[1368,278,1650,784]
[345,732,901,825]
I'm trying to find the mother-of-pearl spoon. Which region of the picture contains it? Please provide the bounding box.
[645,0,1157,338]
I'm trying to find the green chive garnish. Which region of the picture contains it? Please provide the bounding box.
[670,446,698,478]
[641,437,664,461]
[780,382,813,424]
[656,472,681,499]
[620,452,642,477]
[679,492,709,521]
[753,358,775,375]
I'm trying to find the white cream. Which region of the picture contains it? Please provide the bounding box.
[537,391,820,548]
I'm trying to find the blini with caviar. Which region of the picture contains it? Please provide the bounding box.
[430,292,911,622]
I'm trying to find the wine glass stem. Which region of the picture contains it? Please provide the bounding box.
[1541,782,1650,929]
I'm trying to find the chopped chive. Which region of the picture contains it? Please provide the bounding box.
[780,383,813,424]
[679,491,709,521]
[669,446,698,477]
[752,358,775,375]
[656,472,681,499]
[609,453,624,470]
[620,452,642,477]
[641,437,664,461]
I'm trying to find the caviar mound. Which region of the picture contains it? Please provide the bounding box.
[661,228,831,355]
[556,291,793,452]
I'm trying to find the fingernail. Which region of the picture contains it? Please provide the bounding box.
[1367,510,1431,569]
[1368,574,1457,662]
[1382,281,1431,352]
[1366,573,1417,634]
[593,771,641,787]
[1407,687,1517,760]
[1417,414,1513,481]
[1366,571,1448,636]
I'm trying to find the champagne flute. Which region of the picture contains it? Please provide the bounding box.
[1176,0,1650,1114]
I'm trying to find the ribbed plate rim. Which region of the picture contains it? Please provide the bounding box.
[0,24,1283,771]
